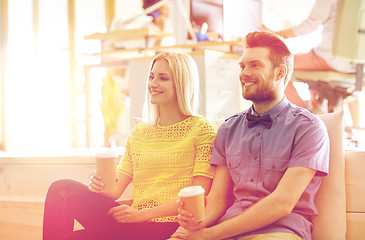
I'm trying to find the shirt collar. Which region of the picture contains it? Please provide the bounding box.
[248,97,290,121]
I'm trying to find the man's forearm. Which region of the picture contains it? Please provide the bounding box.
[203,166,315,239]
[205,192,292,239]
[201,195,230,228]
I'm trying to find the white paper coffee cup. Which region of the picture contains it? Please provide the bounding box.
[95,151,119,193]
[178,186,205,221]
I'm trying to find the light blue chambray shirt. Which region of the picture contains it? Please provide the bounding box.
[211,97,329,240]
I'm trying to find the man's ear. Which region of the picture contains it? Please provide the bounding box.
[276,64,287,81]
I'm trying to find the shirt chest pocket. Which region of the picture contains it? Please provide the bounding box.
[262,158,288,192]
[227,156,245,185]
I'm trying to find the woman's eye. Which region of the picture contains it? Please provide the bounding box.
[161,77,168,81]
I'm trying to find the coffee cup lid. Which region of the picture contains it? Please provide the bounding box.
[95,151,118,158]
[178,185,205,197]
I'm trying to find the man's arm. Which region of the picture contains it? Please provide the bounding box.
[208,166,316,239]
[173,166,316,240]
[204,165,234,227]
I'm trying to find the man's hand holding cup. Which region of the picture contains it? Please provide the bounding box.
[177,186,206,231]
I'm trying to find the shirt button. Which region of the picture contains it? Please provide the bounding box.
[250,179,254,182]
[272,165,276,170]
[257,133,261,137]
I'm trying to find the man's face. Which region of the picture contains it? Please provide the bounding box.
[238,47,277,103]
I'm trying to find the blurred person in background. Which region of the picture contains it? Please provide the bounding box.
[264,0,356,114]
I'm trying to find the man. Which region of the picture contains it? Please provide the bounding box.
[171,31,329,240]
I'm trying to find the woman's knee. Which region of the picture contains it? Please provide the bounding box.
[47,179,86,199]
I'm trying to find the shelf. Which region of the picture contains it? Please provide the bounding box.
[83,40,243,62]
[84,27,173,41]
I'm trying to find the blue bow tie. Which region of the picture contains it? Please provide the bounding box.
[246,113,272,129]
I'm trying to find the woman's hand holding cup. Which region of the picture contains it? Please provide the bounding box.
[88,172,104,193]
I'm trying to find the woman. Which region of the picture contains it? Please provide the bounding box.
[42,51,217,240]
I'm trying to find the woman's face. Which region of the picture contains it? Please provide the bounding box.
[148,59,178,108]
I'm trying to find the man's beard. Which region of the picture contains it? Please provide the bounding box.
[241,76,276,103]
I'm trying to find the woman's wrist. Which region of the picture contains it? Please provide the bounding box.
[140,208,153,222]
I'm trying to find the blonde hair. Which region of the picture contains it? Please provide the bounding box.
[142,51,200,125]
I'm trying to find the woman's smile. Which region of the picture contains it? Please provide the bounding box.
[150,90,163,96]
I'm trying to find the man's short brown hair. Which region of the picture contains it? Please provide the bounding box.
[243,30,294,86]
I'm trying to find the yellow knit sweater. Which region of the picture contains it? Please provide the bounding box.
[117,116,217,222]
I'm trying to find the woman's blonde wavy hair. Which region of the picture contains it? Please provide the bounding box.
[142,51,200,125]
